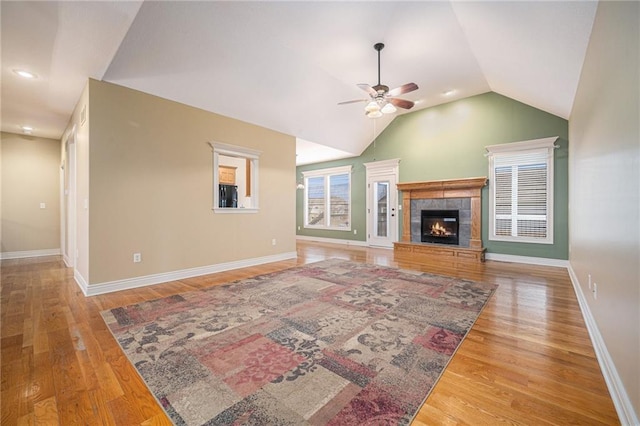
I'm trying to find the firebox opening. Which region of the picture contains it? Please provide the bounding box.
[421,209,459,245]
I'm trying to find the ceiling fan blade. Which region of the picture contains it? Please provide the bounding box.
[387,82,418,97]
[338,99,368,105]
[357,83,377,97]
[388,98,415,109]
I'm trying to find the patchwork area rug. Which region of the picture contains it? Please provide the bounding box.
[101,259,496,425]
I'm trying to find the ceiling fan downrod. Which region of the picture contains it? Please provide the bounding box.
[373,43,388,94]
[374,43,384,87]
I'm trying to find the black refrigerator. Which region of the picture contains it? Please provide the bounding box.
[219,184,238,208]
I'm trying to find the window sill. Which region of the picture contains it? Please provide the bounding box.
[303,226,352,232]
[213,207,259,214]
[489,236,553,244]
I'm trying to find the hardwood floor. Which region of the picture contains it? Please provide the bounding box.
[1,240,619,425]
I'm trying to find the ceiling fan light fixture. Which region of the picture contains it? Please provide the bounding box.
[365,100,380,113]
[366,110,383,119]
[381,102,396,114]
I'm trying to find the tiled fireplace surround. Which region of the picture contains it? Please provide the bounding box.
[394,177,487,262]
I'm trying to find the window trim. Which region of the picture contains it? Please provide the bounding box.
[209,142,261,214]
[302,165,352,231]
[486,137,558,244]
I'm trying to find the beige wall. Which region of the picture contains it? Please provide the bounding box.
[87,79,296,284]
[569,1,639,418]
[1,132,61,254]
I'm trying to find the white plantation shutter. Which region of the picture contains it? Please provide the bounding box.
[487,138,557,244]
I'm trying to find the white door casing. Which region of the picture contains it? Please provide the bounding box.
[364,159,400,248]
[62,128,76,268]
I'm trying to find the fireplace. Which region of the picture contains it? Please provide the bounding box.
[421,210,459,245]
[396,178,487,262]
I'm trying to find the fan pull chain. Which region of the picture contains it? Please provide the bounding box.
[373,118,377,161]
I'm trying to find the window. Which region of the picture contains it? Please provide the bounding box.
[486,137,557,244]
[303,165,352,230]
[209,142,261,213]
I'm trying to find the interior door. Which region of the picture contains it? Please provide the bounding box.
[365,162,399,248]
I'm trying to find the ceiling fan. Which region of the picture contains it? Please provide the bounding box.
[339,42,418,118]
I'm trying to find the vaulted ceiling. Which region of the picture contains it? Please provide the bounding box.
[1,1,597,165]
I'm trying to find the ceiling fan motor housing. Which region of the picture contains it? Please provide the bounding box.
[373,84,389,94]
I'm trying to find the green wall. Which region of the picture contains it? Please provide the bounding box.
[297,92,569,259]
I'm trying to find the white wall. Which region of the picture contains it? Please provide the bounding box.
[569,1,639,422]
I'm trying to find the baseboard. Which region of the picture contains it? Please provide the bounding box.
[296,235,369,247]
[567,265,639,425]
[74,269,90,295]
[80,251,298,297]
[0,248,61,260]
[485,252,569,268]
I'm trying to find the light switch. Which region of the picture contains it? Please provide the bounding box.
[40,202,46,209]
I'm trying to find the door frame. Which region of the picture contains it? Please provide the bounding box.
[364,159,400,248]
[61,127,76,268]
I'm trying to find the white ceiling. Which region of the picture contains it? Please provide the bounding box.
[1,1,597,165]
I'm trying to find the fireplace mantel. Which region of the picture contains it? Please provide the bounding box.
[395,177,487,262]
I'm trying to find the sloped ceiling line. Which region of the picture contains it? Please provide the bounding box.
[1,1,597,164]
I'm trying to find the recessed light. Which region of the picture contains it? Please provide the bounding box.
[13,69,38,79]
[20,125,34,134]
[442,89,456,97]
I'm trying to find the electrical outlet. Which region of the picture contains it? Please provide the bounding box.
[133,253,142,263]
[40,202,46,209]
[297,226,301,231]
[272,239,276,246]
[353,229,357,235]
[593,282,597,300]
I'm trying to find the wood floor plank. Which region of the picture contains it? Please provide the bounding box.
[31,351,56,404]
[0,241,620,425]
[33,396,59,425]
[56,391,97,426]
[88,388,118,425]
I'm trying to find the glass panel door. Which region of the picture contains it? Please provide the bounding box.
[374,182,389,238]
[367,174,397,248]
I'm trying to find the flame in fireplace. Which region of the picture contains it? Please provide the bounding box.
[430,222,452,236]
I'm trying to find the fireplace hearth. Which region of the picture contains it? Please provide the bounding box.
[421,210,459,245]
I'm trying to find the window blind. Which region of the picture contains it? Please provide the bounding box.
[487,141,555,244]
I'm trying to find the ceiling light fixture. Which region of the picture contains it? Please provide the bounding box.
[13,69,38,79]
[365,100,380,113]
[338,43,418,119]
[381,102,397,114]
[366,110,383,119]
[20,125,34,134]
